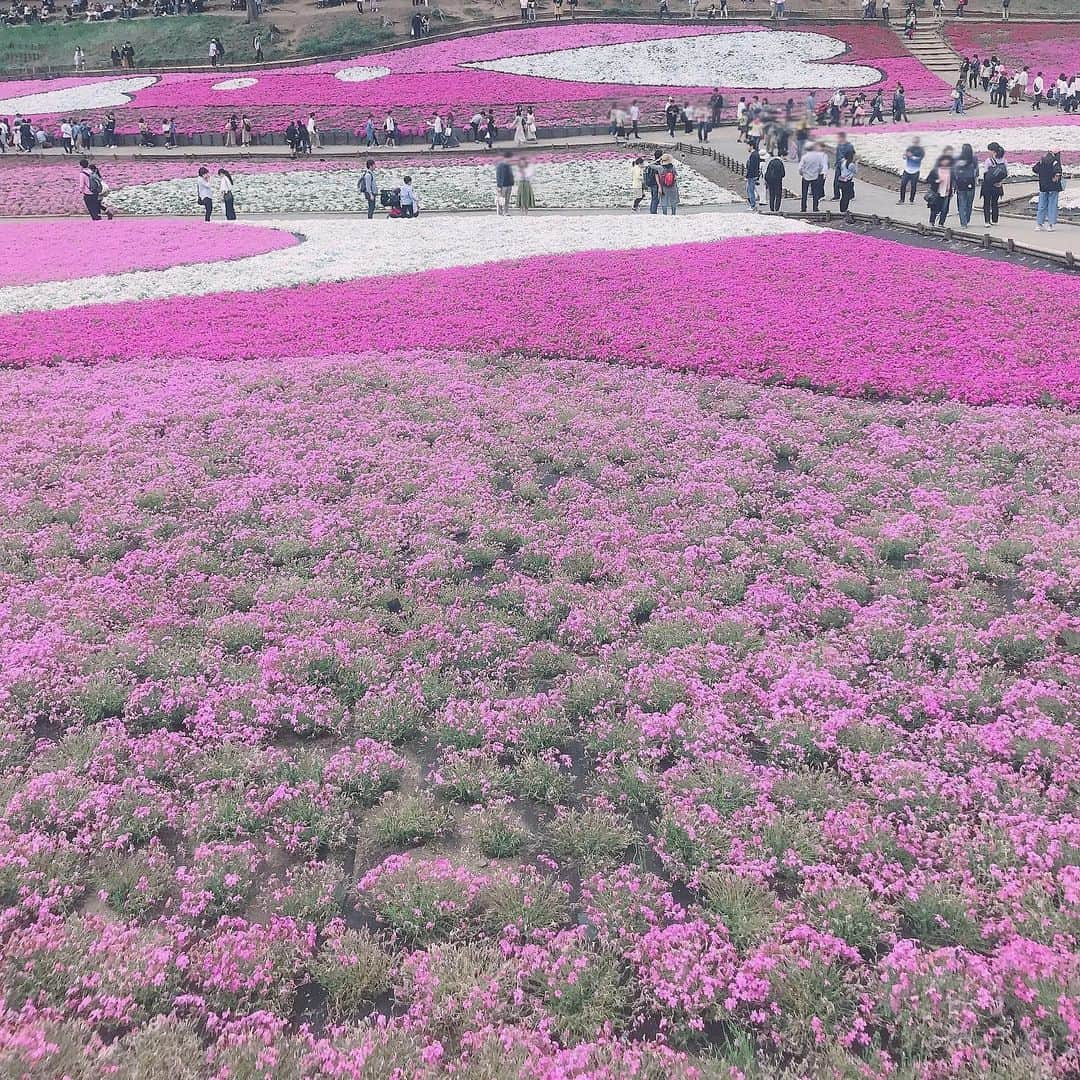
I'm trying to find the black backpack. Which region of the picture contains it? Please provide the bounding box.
[87,171,103,196]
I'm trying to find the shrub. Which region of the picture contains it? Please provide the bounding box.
[370,792,454,850]
[310,926,395,1018]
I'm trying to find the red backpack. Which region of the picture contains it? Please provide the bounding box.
[660,166,676,188]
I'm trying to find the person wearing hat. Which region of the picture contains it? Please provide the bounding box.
[1032,148,1063,231]
[657,153,679,215]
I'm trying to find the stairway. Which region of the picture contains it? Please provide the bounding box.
[895,24,963,79]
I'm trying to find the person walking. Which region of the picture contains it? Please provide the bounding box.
[495,152,515,215]
[952,81,965,115]
[630,100,641,140]
[798,142,828,211]
[218,168,236,220]
[665,98,679,138]
[307,112,322,151]
[953,143,978,227]
[384,112,397,147]
[631,156,646,211]
[1001,0,1010,20]
[511,108,526,147]
[1032,73,1045,110]
[765,148,785,211]
[657,153,679,215]
[899,137,924,203]
[925,152,954,226]
[225,114,238,148]
[366,115,379,148]
[358,159,378,219]
[241,115,253,148]
[1033,149,1063,231]
[197,167,214,221]
[868,90,885,125]
[79,158,105,220]
[837,148,857,211]
[73,47,85,71]
[981,142,1007,225]
[892,83,909,122]
[60,118,73,154]
[745,144,761,210]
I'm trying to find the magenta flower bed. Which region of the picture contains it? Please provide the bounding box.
[0,22,952,136]
[0,343,1076,1077]
[0,232,1075,406]
[0,219,297,285]
[946,20,1080,77]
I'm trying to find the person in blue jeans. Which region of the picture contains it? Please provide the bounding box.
[645,148,663,214]
[358,160,377,219]
[1033,149,1063,231]
[745,145,761,209]
[953,143,978,226]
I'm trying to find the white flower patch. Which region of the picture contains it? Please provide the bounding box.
[334,66,392,83]
[0,212,816,315]
[108,159,738,216]
[212,77,258,91]
[0,76,157,116]
[845,124,1080,176]
[465,31,881,90]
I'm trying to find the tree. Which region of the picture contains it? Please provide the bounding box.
[246,0,258,25]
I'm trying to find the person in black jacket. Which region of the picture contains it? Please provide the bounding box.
[981,142,1007,224]
[665,99,679,138]
[953,143,978,226]
[745,145,762,210]
[765,149,785,211]
[924,152,954,226]
[1033,149,1063,231]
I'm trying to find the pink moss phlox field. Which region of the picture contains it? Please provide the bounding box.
[2,232,1076,407]
[0,22,952,135]
[945,20,1080,77]
[0,150,626,216]
[0,219,298,286]
[0,346,1076,1076]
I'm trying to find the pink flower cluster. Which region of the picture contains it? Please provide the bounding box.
[0,218,297,285]
[0,21,953,136]
[0,344,1076,1075]
[946,20,1080,77]
[0,232,1074,406]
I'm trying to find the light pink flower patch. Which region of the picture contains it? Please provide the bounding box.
[0,219,298,286]
[945,20,1080,78]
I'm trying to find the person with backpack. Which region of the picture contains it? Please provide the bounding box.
[657,153,679,215]
[953,143,978,227]
[892,83,908,122]
[899,137,924,203]
[79,158,105,220]
[1032,149,1063,231]
[981,142,1007,225]
[196,167,214,221]
[495,152,515,215]
[765,148,785,212]
[358,159,378,219]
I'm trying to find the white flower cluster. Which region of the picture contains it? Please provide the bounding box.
[109,159,739,216]
[0,212,815,315]
[845,124,1080,177]
[0,76,157,115]
[467,32,881,90]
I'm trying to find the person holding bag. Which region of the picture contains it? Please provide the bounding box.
[1033,149,1063,231]
[981,142,1007,225]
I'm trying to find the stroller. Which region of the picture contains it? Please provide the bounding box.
[380,187,404,217]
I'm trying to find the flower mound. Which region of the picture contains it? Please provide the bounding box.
[0,348,1076,1077]
[0,219,298,287]
[945,20,1080,78]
